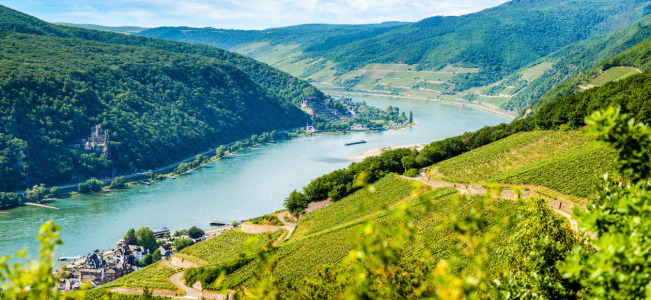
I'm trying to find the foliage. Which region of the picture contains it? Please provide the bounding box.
[108,176,127,189]
[0,221,63,299]
[403,168,419,178]
[77,179,103,194]
[494,197,581,298]
[24,184,46,202]
[173,238,194,251]
[0,192,21,208]
[536,74,651,129]
[559,107,651,298]
[136,227,157,254]
[123,228,136,245]
[187,226,205,239]
[0,6,326,192]
[251,214,283,226]
[138,0,651,94]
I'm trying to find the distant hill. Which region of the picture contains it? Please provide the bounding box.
[54,23,148,35]
[0,5,326,191]
[137,0,651,112]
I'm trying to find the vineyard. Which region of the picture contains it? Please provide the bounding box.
[180,230,280,266]
[101,260,178,291]
[589,66,640,86]
[292,175,415,240]
[208,182,526,290]
[435,130,593,183]
[491,142,616,199]
[433,130,616,201]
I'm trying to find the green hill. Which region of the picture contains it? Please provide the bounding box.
[137,0,651,112]
[528,34,651,112]
[0,6,328,191]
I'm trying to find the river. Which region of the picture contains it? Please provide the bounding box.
[0,96,507,260]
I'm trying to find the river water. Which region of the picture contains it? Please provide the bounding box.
[0,96,507,260]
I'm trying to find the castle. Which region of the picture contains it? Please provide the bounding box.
[82,124,110,157]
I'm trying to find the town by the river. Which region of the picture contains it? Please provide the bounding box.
[0,96,507,261]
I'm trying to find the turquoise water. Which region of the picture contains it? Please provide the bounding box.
[0,97,507,260]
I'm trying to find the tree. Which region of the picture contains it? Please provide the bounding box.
[78,179,103,193]
[123,228,137,245]
[139,254,154,267]
[25,184,47,202]
[48,187,60,198]
[174,238,194,251]
[409,111,413,124]
[215,146,226,158]
[108,176,127,189]
[401,156,416,172]
[284,190,307,214]
[152,249,161,261]
[136,227,157,253]
[188,226,205,239]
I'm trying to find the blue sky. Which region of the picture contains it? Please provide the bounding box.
[3,0,509,30]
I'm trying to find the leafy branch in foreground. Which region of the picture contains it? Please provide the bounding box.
[0,221,63,299]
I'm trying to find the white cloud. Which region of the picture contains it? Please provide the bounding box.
[3,0,510,29]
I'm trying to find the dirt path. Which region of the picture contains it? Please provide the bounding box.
[409,169,580,232]
[169,271,202,299]
[277,211,297,242]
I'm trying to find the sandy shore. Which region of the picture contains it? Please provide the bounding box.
[352,143,428,160]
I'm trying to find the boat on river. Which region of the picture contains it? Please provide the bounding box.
[344,140,366,146]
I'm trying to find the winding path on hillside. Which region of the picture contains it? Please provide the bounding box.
[408,169,580,232]
[169,271,202,299]
[277,211,297,241]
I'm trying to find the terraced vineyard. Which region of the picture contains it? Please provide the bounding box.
[213,184,524,290]
[181,230,280,266]
[102,261,178,291]
[292,175,415,240]
[433,130,616,201]
[492,143,616,198]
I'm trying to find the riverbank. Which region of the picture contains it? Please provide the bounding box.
[323,89,517,120]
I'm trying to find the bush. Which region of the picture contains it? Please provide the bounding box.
[404,168,419,178]
[78,179,103,193]
[108,176,127,189]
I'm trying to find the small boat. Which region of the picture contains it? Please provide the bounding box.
[210,221,227,226]
[344,140,366,146]
[153,226,170,238]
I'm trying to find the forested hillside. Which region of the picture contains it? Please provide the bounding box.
[527,32,651,111]
[136,0,651,112]
[0,6,326,191]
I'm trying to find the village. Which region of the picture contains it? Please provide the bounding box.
[55,225,229,291]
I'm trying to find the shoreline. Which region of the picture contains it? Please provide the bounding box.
[323,89,517,120]
[351,143,429,160]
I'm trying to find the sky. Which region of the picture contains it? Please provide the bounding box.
[3,0,509,30]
